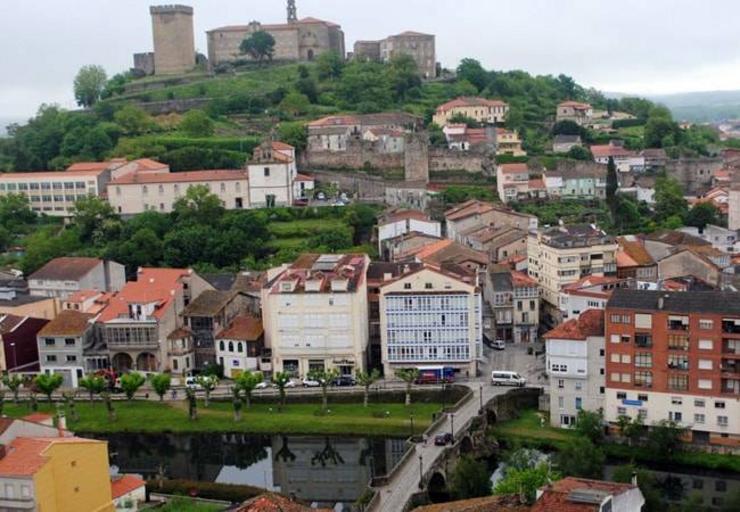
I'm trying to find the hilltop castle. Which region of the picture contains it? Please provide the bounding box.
[135,1,345,75]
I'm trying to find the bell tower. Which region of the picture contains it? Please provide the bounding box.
[287,0,297,23]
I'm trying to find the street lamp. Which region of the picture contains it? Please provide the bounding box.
[479,383,483,413]
[418,454,423,489]
[449,412,455,438]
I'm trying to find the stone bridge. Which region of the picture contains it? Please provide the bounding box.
[367,385,542,512]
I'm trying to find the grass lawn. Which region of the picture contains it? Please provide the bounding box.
[617,125,645,138]
[156,497,223,512]
[4,400,440,437]
[267,218,348,237]
[490,409,740,472]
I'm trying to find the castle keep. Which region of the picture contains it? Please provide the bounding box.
[150,5,196,75]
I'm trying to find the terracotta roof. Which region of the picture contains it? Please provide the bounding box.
[37,310,94,337]
[645,230,710,247]
[66,289,103,303]
[216,314,263,341]
[66,161,119,172]
[271,141,294,151]
[111,474,146,499]
[267,254,368,294]
[544,309,604,340]
[528,178,546,190]
[617,237,655,266]
[437,97,508,113]
[234,493,331,512]
[29,257,102,282]
[499,163,528,174]
[406,239,488,268]
[295,173,313,182]
[511,270,537,287]
[21,413,53,424]
[0,169,108,179]
[111,170,247,185]
[380,209,431,224]
[589,144,636,158]
[167,326,193,340]
[0,437,100,477]
[532,477,638,512]
[444,199,495,222]
[98,268,191,322]
[414,494,529,512]
[558,101,592,110]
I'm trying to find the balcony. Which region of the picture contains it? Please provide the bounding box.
[0,497,34,509]
[722,341,740,355]
[667,320,689,331]
[721,320,740,335]
[667,361,689,371]
[635,335,653,348]
[720,379,740,395]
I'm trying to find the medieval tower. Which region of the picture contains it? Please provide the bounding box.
[150,5,196,75]
[287,0,298,23]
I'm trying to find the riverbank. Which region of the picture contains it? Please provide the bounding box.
[490,409,740,473]
[4,400,441,437]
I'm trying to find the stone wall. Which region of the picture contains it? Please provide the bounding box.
[404,134,429,182]
[666,158,722,195]
[133,52,155,76]
[311,170,388,200]
[132,97,211,115]
[429,149,490,175]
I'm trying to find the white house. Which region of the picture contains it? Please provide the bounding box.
[377,209,441,256]
[215,314,264,379]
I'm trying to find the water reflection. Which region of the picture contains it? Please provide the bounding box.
[92,433,407,508]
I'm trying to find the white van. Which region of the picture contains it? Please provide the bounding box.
[492,339,506,350]
[491,371,526,387]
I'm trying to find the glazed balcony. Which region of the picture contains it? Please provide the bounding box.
[721,320,740,335]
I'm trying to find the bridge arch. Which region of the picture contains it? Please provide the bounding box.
[459,435,474,454]
[427,471,449,503]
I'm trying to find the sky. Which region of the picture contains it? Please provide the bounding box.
[2,0,740,121]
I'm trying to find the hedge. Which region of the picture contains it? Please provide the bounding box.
[147,479,262,504]
[612,118,646,129]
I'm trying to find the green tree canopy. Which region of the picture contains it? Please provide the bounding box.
[654,176,688,223]
[555,438,605,478]
[456,58,489,92]
[450,456,491,499]
[494,463,560,505]
[685,202,719,229]
[179,110,215,138]
[114,105,155,135]
[34,373,64,402]
[239,31,276,63]
[120,372,146,401]
[73,65,108,107]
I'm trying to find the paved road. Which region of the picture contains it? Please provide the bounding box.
[370,345,546,512]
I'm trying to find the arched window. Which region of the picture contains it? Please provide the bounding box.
[219,340,225,351]
[228,341,234,352]
[237,342,243,353]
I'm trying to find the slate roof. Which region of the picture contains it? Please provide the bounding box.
[29,257,102,282]
[202,273,237,291]
[183,290,234,317]
[37,310,94,337]
[607,288,740,315]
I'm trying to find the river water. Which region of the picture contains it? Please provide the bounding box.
[88,433,407,510]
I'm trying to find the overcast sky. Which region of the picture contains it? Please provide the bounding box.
[2,0,740,120]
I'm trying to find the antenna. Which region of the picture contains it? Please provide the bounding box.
[287,0,297,23]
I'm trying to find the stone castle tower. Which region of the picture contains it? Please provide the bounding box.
[150,5,196,75]
[287,0,297,23]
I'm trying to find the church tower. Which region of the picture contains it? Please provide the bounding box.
[287,0,297,23]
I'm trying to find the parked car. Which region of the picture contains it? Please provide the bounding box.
[490,371,526,387]
[302,377,321,387]
[255,381,273,389]
[492,339,506,350]
[315,191,326,200]
[185,376,202,390]
[434,433,454,446]
[332,375,356,387]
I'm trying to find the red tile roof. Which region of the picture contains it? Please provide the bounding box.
[110,474,146,499]
[21,413,53,424]
[295,173,313,182]
[558,101,592,110]
[216,314,264,341]
[234,493,331,512]
[0,437,100,477]
[499,163,528,174]
[111,169,247,185]
[437,97,508,113]
[511,270,537,287]
[98,268,191,322]
[2,169,108,179]
[590,144,635,159]
[271,141,295,151]
[544,309,604,340]
[444,199,495,221]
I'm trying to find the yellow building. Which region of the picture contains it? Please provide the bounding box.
[0,436,115,511]
[495,128,526,156]
[0,293,59,320]
[433,97,508,127]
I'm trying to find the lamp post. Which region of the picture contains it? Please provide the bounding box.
[479,383,483,413]
[418,454,423,489]
[449,412,455,438]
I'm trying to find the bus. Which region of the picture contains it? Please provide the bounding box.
[415,366,456,384]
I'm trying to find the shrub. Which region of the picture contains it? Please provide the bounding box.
[147,479,262,503]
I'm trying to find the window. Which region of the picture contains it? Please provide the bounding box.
[46,355,57,362]
[698,379,712,390]
[693,479,704,490]
[173,359,178,371]
[698,339,713,350]
[616,391,627,400]
[694,414,705,424]
[667,335,689,351]
[635,352,652,368]
[667,354,689,370]
[715,401,726,409]
[716,480,727,492]
[599,349,605,356]
[65,338,75,346]
[219,341,225,351]
[694,399,705,407]
[45,338,55,346]
[404,283,411,290]
[668,374,688,390]
[698,359,713,370]
[634,371,652,387]
[617,406,627,416]
[66,355,77,362]
[635,334,652,347]
[717,416,728,427]
[669,411,682,422]
[637,394,648,402]
[575,381,583,390]
[699,319,714,330]
[425,282,433,289]
[575,397,582,410]
[635,313,652,329]
[558,396,564,408]
[558,379,564,389]
[264,167,270,177]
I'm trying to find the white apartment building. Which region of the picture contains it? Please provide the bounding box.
[0,168,111,217]
[28,257,126,300]
[528,224,618,323]
[379,266,482,378]
[262,254,370,377]
[377,209,441,257]
[37,310,95,388]
[545,309,606,428]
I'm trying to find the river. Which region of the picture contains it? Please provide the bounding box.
[87,433,408,510]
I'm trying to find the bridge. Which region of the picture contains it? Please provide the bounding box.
[367,383,542,512]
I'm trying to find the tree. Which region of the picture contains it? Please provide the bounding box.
[395,368,419,406]
[235,371,263,409]
[645,115,680,148]
[456,58,488,92]
[2,374,24,403]
[316,51,344,80]
[277,122,307,152]
[240,31,276,63]
[73,65,107,107]
[447,113,481,128]
[114,105,155,135]
[574,409,605,444]
[654,176,688,223]
[79,374,106,403]
[386,54,421,101]
[0,194,36,227]
[196,375,219,407]
[310,228,353,252]
[606,157,618,213]
[72,195,118,242]
[101,391,116,421]
[355,369,381,407]
[179,110,214,138]
[279,92,311,116]
[0,391,5,417]
[646,419,686,456]
[272,372,292,412]
[552,120,585,137]
[686,202,719,229]
[172,184,224,225]
[566,145,591,160]
[555,438,605,478]
[63,390,79,422]
[307,368,340,410]
[120,372,146,401]
[345,203,377,245]
[34,373,63,402]
[616,414,644,446]
[450,455,491,499]
[232,387,243,422]
[185,387,198,420]
[150,374,172,401]
[494,463,559,505]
